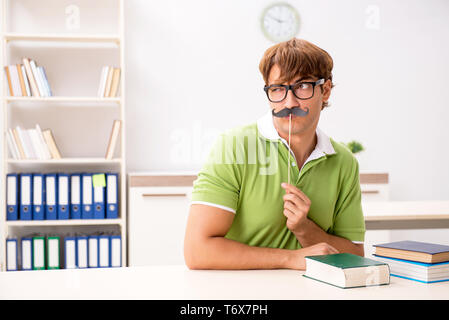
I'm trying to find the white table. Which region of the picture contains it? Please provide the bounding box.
[1,265,448,300]
[363,201,449,229]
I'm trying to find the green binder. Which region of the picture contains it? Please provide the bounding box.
[32,236,46,270]
[46,236,61,270]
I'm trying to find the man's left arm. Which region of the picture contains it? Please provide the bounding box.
[282,183,365,257]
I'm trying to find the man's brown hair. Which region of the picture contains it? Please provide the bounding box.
[259,38,334,109]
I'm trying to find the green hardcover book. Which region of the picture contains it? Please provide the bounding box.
[304,253,391,289]
[46,236,61,270]
[32,236,46,270]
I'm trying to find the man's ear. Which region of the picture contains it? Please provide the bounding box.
[322,79,332,102]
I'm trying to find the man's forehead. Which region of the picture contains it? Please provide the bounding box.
[268,64,315,84]
[269,73,314,84]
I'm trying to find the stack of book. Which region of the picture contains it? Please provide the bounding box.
[4,58,52,97]
[6,125,61,160]
[97,66,121,98]
[373,240,449,283]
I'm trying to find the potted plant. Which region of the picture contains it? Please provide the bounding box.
[343,140,365,155]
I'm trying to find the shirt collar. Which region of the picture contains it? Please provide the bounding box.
[256,110,336,156]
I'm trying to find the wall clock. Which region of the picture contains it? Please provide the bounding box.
[261,2,301,43]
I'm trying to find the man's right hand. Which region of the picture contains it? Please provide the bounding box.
[287,242,339,270]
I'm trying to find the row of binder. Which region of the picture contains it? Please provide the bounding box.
[6,234,122,271]
[6,173,119,220]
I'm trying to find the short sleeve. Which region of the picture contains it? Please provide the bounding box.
[190,134,242,214]
[331,158,366,243]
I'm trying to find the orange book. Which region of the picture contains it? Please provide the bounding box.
[4,66,14,96]
[105,120,121,159]
[104,67,114,97]
[42,129,62,159]
[109,68,121,97]
[22,58,40,97]
[16,64,28,96]
[12,128,26,159]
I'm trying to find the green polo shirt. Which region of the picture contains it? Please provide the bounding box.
[191,111,365,250]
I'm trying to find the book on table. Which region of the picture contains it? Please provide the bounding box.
[373,255,449,283]
[304,253,390,289]
[373,240,449,264]
[372,240,449,283]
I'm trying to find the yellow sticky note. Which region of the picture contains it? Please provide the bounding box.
[92,174,106,188]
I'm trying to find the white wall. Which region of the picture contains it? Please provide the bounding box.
[2,0,449,201]
[124,0,449,201]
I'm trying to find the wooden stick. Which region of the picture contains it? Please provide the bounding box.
[288,114,292,186]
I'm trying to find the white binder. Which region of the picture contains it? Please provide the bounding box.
[64,237,77,269]
[88,236,99,268]
[21,238,33,270]
[6,239,18,271]
[77,237,88,269]
[70,174,81,219]
[99,236,110,268]
[110,236,122,268]
[82,174,93,219]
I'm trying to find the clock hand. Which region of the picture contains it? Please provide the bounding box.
[267,14,284,24]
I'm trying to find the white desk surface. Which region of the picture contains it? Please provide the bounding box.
[363,201,449,220]
[1,265,448,300]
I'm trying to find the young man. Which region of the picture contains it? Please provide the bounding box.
[184,38,365,270]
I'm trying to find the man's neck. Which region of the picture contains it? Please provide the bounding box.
[278,126,317,168]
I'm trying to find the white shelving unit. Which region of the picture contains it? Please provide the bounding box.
[0,0,127,271]
[3,33,121,44]
[5,97,121,103]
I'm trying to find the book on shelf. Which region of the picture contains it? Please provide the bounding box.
[42,129,62,159]
[10,128,26,159]
[373,240,449,264]
[98,66,121,98]
[4,58,52,97]
[6,125,61,160]
[105,120,121,160]
[373,255,449,283]
[304,253,390,289]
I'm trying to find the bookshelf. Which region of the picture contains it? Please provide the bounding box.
[0,0,127,271]
[6,97,121,103]
[4,33,121,44]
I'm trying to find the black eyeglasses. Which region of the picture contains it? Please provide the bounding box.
[264,78,325,103]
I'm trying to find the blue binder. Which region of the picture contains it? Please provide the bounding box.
[110,235,122,268]
[70,174,82,219]
[19,174,33,220]
[32,174,45,220]
[93,174,106,219]
[88,235,99,268]
[106,173,119,219]
[57,173,70,220]
[64,237,77,269]
[21,237,33,271]
[76,236,89,269]
[6,238,18,271]
[45,174,58,220]
[81,174,93,219]
[98,235,110,268]
[6,173,19,221]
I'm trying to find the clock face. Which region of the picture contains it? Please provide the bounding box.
[261,3,300,42]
